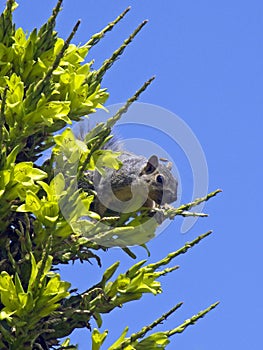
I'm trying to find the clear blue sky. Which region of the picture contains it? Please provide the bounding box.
[12,0,262,349]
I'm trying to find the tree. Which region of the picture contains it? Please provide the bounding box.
[0,1,220,349]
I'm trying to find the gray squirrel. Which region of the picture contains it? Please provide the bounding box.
[79,140,178,216]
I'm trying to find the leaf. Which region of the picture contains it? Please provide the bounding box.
[5,145,20,168]
[28,253,38,292]
[0,170,11,192]
[93,312,103,328]
[100,261,120,286]
[16,191,41,213]
[0,271,18,312]
[61,338,77,350]
[0,310,15,321]
[14,273,24,295]
[92,328,108,350]
[108,327,129,350]
[91,149,122,175]
[126,260,147,278]
[136,333,170,349]
[14,162,47,183]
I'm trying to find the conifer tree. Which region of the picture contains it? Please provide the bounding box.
[0,1,220,349]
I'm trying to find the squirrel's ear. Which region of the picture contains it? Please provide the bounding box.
[141,155,159,175]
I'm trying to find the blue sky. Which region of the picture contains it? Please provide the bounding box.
[11,0,262,349]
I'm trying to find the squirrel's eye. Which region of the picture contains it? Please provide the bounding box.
[156,174,164,184]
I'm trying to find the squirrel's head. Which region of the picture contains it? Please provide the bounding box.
[140,155,178,205]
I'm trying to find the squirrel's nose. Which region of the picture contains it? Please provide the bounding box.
[162,189,177,204]
[162,178,178,204]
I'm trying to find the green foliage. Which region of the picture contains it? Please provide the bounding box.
[0,1,220,349]
[91,301,219,350]
[0,253,70,323]
[0,251,70,348]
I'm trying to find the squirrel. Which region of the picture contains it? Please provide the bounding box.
[79,142,178,217]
